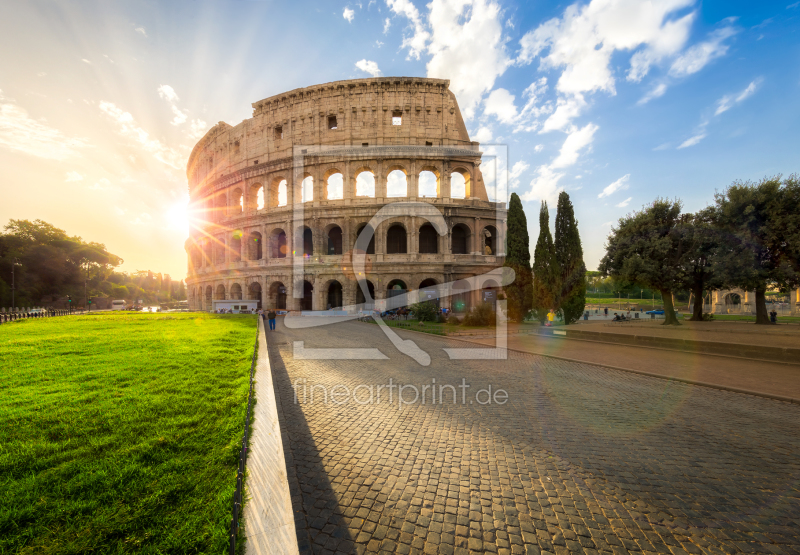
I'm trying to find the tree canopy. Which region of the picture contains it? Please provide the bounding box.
[531,201,557,322]
[503,193,533,322]
[554,192,586,324]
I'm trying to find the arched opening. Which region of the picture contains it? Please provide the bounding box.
[302,228,313,257]
[418,170,438,198]
[483,225,497,255]
[452,280,470,313]
[326,281,343,310]
[355,170,375,197]
[419,278,440,307]
[270,178,288,208]
[387,224,407,254]
[269,282,287,310]
[215,284,226,300]
[482,279,500,311]
[356,280,376,308]
[249,232,263,260]
[387,279,408,307]
[326,172,343,200]
[301,176,313,203]
[419,224,438,254]
[214,239,225,265]
[387,169,407,197]
[327,226,343,255]
[277,180,288,206]
[205,285,213,306]
[232,187,243,213]
[270,229,287,259]
[300,280,313,311]
[250,184,264,211]
[230,283,243,300]
[230,232,242,262]
[248,282,262,308]
[356,224,375,254]
[452,224,469,254]
[451,170,470,199]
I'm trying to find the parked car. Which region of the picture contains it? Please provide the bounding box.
[646,310,665,315]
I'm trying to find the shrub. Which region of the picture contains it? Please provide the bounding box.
[462,303,496,326]
[410,301,438,323]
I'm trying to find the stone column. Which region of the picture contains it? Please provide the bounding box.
[408,161,418,198]
[441,165,451,200]
[473,218,481,254]
[376,160,386,199]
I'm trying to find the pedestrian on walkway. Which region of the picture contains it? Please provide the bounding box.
[267,309,277,331]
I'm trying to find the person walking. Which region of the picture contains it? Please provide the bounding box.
[267,309,277,331]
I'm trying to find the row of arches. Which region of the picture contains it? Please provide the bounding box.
[192,276,500,312]
[199,168,473,221]
[191,223,498,268]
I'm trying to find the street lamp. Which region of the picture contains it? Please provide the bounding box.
[11,258,21,311]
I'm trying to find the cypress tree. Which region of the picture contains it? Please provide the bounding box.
[503,193,532,322]
[554,191,586,324]
[531,201,556,322]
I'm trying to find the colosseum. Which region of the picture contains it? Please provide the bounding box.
[185,77,507,313]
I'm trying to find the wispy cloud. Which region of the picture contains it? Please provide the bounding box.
[157,85,187,126]
[616,196,633,207]
[355,59,382,77]
[0,90,89,160]
[678,132,707,149]
[715,78,762,115]
[508,160,530,190]
[135,26,147,37]
[65,171,84,182]
[638,83,667,105]
[669,25,738,78]
[598,174,630,198]
[343,7,355,22]
[99,101,183,169]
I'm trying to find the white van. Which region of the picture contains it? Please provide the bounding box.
[111,300,127,311]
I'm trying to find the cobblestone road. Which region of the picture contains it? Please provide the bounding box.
[267,319,800,555]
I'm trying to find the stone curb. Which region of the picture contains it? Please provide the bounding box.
[242,319,301,555]
[387,324,800,406]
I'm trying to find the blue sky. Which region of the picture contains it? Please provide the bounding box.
[1,0,798,279]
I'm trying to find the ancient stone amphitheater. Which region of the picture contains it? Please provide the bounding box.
[185,77,507,312]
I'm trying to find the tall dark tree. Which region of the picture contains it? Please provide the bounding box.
[531,201,557,322]
[553,191,586,324]
[600,199,688,325]
[503,193,533,322]
[712,175,800,324]
[682,208,723,321]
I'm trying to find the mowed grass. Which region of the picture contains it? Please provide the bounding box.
[0,313,257,554]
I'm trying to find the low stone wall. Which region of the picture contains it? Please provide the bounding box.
[242,318,300,555]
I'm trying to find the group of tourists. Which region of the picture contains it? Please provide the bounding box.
[256,308,278,330]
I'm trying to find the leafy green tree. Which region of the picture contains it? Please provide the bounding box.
[503,193,533,322]
[600,199,688,325]
[553,192,586,324]
[531,202,557,322]
[712,175,800,324]
[410,301,438,322]
[681,208,724,321]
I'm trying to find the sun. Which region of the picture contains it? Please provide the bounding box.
[165,198,191,234]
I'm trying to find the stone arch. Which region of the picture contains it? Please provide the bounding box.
[326,225,343,255]
[248,282,262,307]
[230,231,242,262]
[386,279,408,307]
[325,280,344,309]
[270,176,288,208]
[269,281,287,310]
[481,278,500,309]
[214,236,226,265]
[248,231,263,260]
[230,283,243,300]
[215,194,227,221]
[419,278,440,306]
[249,182,264,211]
[386,223,407,254]
[356,280,376,307]
[451,223,471,254]
[205,285,213,305]
[269,228,287,259]
[418,167,440,198]
[482,225,497,255]
[386,166,408,198]
[452,279,471,312]
[299,280,313,311]
[215,284,226,300]
[419,224,438,254]
[301,173,314,203]
[450,168,471,199]
[354,167,376,198]
[355,223,376,254]
[296,226,314,257]
[231,186,244,213]
[324,168,344,200]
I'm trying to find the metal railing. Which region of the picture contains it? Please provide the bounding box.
[0,308,70,324]
[228,318,259,554]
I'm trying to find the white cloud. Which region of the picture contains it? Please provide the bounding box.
[189,119,208,140]
[521,165,564,204]
[616,196,633,207]
[534,144,544,152]
[788,2,800,8]
[157,84,188,126]
[343,7,355,22]
[598,174,630,198]
[89,177,111,191]
[472,126,493,143]
[653,142,671,150]
[669,25,738,78]
[541,94,586,133]
[65,171,84,182]
[355,59,382,77]
[99,101,183,169]
[677,132,706,148]
[383,17,391,33]
[81,58,92,65]
[386,0,430,60]
[715,78,761,115]
[0,90,89,160]
[551,123,598,168]
[509,160,529,190]
[483,88,518,124]
[512,78,551,133]
[376,40,384,47]
[135,26,147,37]
[638,83,668,105]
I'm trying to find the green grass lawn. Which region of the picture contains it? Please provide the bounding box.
[0,313,257,554]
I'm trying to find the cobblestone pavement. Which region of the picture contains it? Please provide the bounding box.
[267,319,800,555]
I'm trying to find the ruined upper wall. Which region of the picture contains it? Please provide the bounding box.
[187,77,478,191]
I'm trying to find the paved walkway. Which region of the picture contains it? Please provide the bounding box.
[268,318,800,555]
